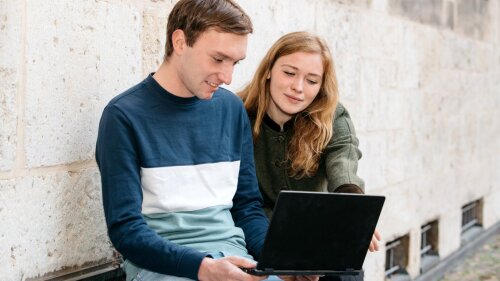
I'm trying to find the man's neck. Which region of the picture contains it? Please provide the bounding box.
[153,61,191,98]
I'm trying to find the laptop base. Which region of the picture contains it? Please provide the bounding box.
[242,268,362,276]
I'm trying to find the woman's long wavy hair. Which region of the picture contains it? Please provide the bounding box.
[239,31,339,178]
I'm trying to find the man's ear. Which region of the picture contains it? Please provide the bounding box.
[172,29,186,55]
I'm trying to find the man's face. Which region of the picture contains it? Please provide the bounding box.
[177,29,248,99]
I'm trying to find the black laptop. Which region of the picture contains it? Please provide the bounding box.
[245,190,385,276]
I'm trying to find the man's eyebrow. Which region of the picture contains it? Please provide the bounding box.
[213,51,246,62]
[281,63,322,77]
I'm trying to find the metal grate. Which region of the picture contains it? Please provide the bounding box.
[385,239,401,277]
[420,224,433,257]
[461,201,479,233]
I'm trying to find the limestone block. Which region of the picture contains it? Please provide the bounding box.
[406,227,421,278]
[455,0,493,41]
[378,60,398,88]
[258,0,316,34]
[142,4,171,77]
[0,168,113,281]
[375,182,418,240]
[413,27,443,71]
[358,131,387,190]
[24,1,142,168]
[385,129,420,185]
[388,0,444,28]
[438,210,462,257]
[357,60,378,132]
[418,169,461,222]
[382,89,410,131]
[230,0,317,92]
[329,0,371,8]
[314,2,363,101]
[483,190,500,229]
[0,1,22,171]
[370,0,388,13]
[396,25,421,90]
[435,34,496,73]
[359,14,404,60]
[363,249,386,281]
[497,0,500,44]
[444,0,456,30]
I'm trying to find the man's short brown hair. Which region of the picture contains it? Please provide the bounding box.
[164,0,253,61]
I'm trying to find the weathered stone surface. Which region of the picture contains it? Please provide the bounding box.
[360,14,403,60]
[388,0,443,27]
[230,0,317,92]
[358,131,387,190]
[455,0,492,40]
[330,0,371,8]
[314,1,363,101]
[0,168,112,280]
[0,1,22,172]
[370,0,388,12]
[482,191,500,230]
[142,4,171,77]
[24,1,142,168]
[439,210,462,257]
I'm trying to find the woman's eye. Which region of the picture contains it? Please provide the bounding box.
[307,79,319,85]
[284,71,294,76]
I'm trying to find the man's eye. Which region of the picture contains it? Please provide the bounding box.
[213,57,223,63]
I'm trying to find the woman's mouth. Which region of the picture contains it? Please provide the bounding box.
[284,93,303,103]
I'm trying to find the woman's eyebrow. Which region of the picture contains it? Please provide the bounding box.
[281,64,322,77]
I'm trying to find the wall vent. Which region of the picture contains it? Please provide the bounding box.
[461,200,482,233]
[385,235,410,281]
[420,221,439,273]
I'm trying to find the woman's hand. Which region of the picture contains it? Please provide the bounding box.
[368,229,381,252]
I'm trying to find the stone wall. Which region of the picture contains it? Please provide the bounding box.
[0,0,499,280]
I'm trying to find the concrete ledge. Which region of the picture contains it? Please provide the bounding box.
[415,221,500,281]
[26,261,125,281]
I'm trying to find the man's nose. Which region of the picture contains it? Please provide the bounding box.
[218,64,234,85]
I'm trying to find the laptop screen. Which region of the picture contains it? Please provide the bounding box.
[257,191,385,272]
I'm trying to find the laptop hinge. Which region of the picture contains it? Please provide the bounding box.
[346,268,355,271]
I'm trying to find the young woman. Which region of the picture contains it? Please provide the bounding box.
[239,32,380,280]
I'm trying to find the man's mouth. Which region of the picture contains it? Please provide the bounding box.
[206,81,219,89]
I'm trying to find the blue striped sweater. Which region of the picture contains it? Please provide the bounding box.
[96,75,269,280]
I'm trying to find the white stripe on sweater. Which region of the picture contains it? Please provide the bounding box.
[140,161,240,214]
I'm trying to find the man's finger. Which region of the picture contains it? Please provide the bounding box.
[225,256,258,268]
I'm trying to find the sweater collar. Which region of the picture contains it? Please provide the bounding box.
[263,113,295,132]
[144,73,201,106]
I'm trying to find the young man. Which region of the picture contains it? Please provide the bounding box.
[96,0,271,280]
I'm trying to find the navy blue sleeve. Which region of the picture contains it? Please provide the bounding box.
[230,109,269,260]
[96,104,206,280]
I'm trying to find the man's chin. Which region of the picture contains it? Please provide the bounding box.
[199,92,215,100]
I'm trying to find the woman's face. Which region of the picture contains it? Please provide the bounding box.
[267,51,324,124]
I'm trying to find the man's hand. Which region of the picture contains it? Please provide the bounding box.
[198,256,267,281]
[279,275,320,281]
[368,229,381,252]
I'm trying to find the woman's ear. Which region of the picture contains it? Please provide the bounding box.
[266,71,271,79]
[172,29,186,55]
